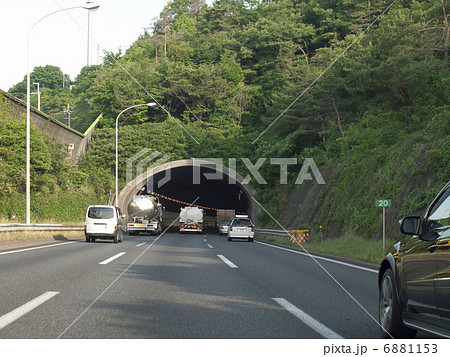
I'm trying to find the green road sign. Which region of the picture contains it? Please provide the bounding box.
[375,199,391,208]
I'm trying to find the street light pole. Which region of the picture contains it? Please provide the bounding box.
[86,1,99,66]
[26,4,100,224]
[115,103,156,206]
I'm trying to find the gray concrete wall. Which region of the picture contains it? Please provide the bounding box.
[0,88,99,162]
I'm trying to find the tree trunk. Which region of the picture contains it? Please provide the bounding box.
[317,112,326,145]
[399,85,413,126]
[331,87,345,138]
[298,46,309,66]
[442,0,449,68]
[164,27,167,58]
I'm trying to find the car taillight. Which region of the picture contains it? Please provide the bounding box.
[251,226,254,232]
[229,226,233,231]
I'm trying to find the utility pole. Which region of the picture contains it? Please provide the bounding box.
[63,104,76,128]
[31,82,40,111]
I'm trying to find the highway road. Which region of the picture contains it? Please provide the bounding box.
[0,232,388,339]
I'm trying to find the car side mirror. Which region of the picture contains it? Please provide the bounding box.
[400,216,421,235]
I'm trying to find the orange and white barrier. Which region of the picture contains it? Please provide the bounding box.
[289,229,310,244]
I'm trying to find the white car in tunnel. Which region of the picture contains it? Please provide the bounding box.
[218,221,230,235]
[227,216,254,242]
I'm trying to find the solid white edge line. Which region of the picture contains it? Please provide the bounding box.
[0,241,77,256]
[207,244,213,249]
[217,254,238,268]
[256,241,378,274]
[0,291,60,330]
[99,252,126,265]
[273,298,343,339]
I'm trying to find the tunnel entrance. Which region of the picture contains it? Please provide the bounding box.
[148,165,250,215]
[118,159,257,228]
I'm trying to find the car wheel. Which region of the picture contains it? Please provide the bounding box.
[227,237,231,241]
[249,238,254,242]
[379,269,417,338]
[113,232,118,244]
[86,236,90,242]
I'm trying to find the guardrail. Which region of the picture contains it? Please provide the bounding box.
[256,228,311,244]
[0,225,297,235]
[255,228,289,236]
[0,224,84,232]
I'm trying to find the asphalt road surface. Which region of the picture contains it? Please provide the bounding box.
[0,232,399,339]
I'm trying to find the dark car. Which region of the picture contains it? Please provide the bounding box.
[378,181,450,338]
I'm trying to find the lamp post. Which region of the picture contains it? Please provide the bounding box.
[115,103,156,206]
[86,1,99,66]
[26,4,100,224]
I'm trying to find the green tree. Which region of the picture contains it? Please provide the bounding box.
[9,65,67,100]
[103,49,123,67]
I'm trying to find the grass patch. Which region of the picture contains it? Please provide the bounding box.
[256,232,395,265]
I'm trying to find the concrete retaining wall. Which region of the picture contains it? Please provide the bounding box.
[0,88,99,162]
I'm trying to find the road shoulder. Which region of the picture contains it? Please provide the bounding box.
[0,235,83,252]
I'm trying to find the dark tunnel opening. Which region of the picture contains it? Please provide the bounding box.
[142,166,251,217]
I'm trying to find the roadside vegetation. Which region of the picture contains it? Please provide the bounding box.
[0,96,102,222]
[1,1,448,258]
[256,233,394,265]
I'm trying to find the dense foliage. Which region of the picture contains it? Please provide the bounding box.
[3,0,449,237]
[0,96,99,222]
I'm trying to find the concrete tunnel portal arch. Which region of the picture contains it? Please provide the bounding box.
[118,159,258,227]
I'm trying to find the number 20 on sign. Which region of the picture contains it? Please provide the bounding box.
[375,199,391,207]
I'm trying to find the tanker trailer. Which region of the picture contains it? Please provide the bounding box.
[179,206,204,233]
[127,195,162,235]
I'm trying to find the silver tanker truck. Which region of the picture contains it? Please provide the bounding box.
[127,195,163,235]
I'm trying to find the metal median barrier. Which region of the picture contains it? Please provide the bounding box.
[256,228,310,244]
[255,228,289,236]
[0,224,84,232]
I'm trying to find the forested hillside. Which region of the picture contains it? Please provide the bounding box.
[3,0,449,239]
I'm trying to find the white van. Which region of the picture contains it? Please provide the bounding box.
[85,205,125,243]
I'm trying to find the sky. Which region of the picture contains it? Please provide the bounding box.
[0,0,213,91]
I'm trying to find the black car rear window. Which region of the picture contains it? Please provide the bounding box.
[88,207,114,219]
[232,219,252,227]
